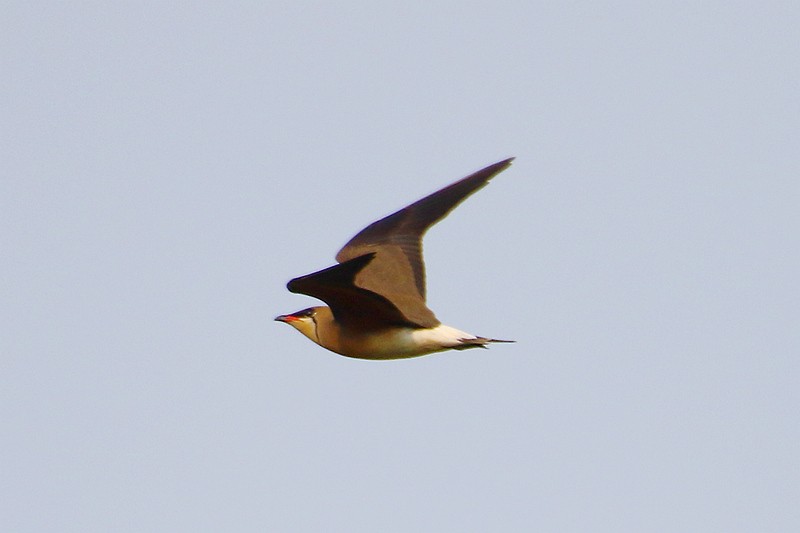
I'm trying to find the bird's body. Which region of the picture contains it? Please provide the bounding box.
[276,158,515,360]
[280,305,492,359]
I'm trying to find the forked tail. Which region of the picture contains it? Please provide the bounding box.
[453,337,516,350]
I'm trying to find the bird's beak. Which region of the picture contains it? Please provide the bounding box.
[274,315,296,323]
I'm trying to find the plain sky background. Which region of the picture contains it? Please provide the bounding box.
[2,2,798,531]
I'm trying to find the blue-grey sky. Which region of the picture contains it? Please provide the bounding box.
[2,2,798,531]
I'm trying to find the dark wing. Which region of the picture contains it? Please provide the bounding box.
[335,158,514,327]
[287,254,419,330]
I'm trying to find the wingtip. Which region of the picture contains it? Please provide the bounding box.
[484,157,515,175]
[287,252,377,294]
[471,157,514,186]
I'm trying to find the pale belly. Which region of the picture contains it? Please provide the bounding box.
[324,324,478,360]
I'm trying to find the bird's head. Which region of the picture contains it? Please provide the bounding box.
[275,306,326,344]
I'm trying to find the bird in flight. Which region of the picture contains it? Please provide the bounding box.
[276,158,515,359]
